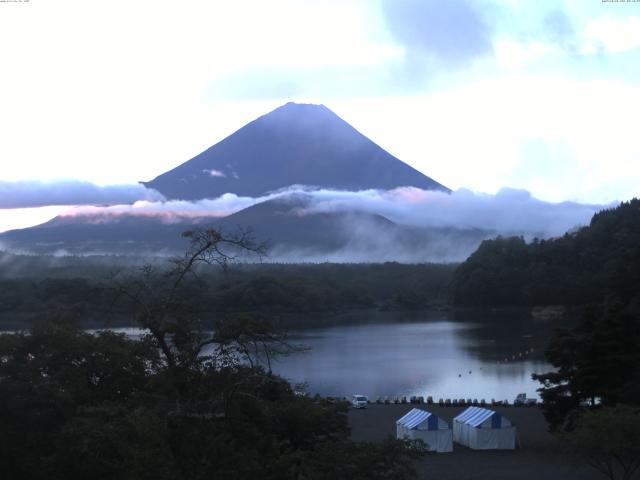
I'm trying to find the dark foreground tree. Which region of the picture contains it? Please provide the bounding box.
[562,405,640,480]
[0,228,425,480]
[0,321,158,480]
[533,297,640,430]
[534,294,640,480]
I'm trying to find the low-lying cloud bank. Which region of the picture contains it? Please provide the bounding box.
[0,185,613,262]
[59,185,607,238]
[298,186,606,238]
[263,187,607,263]
[0,181,164,208]
[59,192,280,222]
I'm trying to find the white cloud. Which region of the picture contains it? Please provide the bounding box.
[53,185,605,239]
[0,181,163,208]
[0,186,607,260]
[328,76,640,203]
[0,206,72,234]
[583,15,640,54]
[0,1,396,186]
[61,193,264,222]
[493,39,562,70]
[203,169,227,178]
[0,0,638,208]
[298,186,603,237]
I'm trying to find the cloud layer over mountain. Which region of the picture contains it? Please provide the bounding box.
[57,185,605,239]
[298,187,604,238]
[62,194,263,222]
[0,181,164,209]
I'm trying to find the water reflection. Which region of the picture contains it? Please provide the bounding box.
[270,311,553,400]
[84,310,556,401]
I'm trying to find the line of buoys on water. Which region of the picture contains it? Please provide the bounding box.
[495,347,535,364]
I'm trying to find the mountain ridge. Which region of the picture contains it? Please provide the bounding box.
[142,102,448,200]
[0,103,462,260]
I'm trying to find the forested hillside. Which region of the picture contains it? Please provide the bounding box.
[452,199,640,306]
[0,259,455,330]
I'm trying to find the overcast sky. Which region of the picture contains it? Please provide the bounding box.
[0,0,639,231]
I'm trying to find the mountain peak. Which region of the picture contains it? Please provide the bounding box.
[143,103,449,200]
[257,102,338,127]
[281,101,327,109]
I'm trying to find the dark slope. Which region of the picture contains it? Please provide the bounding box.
[217,195,397,251]
[0,215,197,254]
[142,102,448,199]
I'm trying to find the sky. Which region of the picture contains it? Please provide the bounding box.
[0,0,639,232]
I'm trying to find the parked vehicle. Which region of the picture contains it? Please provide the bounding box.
[514,393,537,406]
[352,395,369,409]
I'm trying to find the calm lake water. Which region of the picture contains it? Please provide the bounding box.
[87,309,556,402]
[268,310,554,402]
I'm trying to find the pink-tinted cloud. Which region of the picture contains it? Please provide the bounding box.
[60,194,262,222]
[17,183,608,240]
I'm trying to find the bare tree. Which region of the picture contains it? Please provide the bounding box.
[212,315,306,373]
[111,227,268,371]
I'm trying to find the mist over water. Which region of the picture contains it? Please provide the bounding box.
[267,225,488,263]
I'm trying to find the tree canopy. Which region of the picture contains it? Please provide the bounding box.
[561,405,640,480]
[533,298,640,430]
[0,228,425,480]
[452,198,640,307]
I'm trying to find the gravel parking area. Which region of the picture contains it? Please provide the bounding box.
[348,404,600,480]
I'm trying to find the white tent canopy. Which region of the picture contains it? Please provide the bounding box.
[396,408,453,453]
[453,406,516,450]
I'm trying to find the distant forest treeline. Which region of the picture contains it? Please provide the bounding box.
[4,197,639,327]
[0,257,455,329]
[452,198,640,307]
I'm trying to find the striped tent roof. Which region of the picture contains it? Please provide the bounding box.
[454,407,501,427]
[397,408,435,429]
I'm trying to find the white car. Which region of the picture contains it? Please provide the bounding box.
[352,395,368,409]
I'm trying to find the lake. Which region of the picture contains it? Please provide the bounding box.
[87,309,556,402]
[267,310,554,402]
